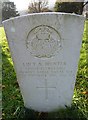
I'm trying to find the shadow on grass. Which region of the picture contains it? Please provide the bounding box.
[17,104,87,120]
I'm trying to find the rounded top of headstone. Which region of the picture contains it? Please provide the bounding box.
[2,12,85,24]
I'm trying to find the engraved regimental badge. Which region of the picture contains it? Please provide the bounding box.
[26,25,61,58]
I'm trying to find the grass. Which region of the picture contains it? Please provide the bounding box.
[0,20,88,120]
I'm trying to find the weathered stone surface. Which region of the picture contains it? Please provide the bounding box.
[3,12,85,112]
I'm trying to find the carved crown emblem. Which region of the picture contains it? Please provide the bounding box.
[26,25,61,58]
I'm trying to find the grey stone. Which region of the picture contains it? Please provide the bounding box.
[3,12,85,112]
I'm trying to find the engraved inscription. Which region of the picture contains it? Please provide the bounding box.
[20,61,67,77]
[19,61,75,77]
[26,25,61,58]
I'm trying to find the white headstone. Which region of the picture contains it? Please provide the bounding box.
[3,12,85,112]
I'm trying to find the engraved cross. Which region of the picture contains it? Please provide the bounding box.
[36,79,56,100]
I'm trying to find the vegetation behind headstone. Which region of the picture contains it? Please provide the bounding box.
[54,2,84,15]
[2,2,19,21]
[28,0,52,13]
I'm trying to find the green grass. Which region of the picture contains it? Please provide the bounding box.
[1,21,88,120]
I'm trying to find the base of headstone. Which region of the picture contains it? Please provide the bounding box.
[17,105,86,120]
[17,107,48,120]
